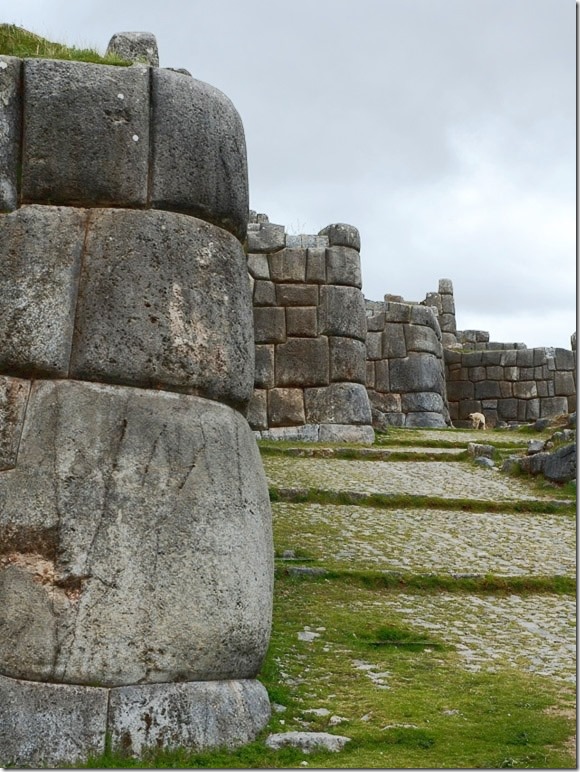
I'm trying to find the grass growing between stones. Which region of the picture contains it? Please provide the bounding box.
[0,23,130,64]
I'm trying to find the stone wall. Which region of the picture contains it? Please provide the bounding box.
[366,301,451,428]
[246,216,374,443]
[0,37,272,767]
[445,346,576,426]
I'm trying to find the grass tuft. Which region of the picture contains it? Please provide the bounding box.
[0,23,130,64]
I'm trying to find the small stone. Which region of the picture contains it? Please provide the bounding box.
[474,456,495,469]
[106,32,159,66]
[265,731,351,753]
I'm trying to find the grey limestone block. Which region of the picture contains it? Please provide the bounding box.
[526,399,541,421]
[462,350,483,367]
[369,390,401,413]
[533,348,548,366]
[543,443,576,483]
[443,348,462,365]
[372,409,405,428]
[474,380,502,400]
[318,223,361,252]
[438,278,454,294]
[306,247,327,283]
[275,337,329,387]
[247,253,270,279]
[269,248,306,282]
[285,234,328,249]
[70,209,254,407]
[23,59,149,207]
[253,279,277,306]
[517,399,527,422]
[304,383,371,425]
[108,679,271,757]
[486,365,504,380]
[439,313,457,333]
[555,348,575,371]
[374,359,390,392]
[513,381,538,400]
[258,424,320,442]
[536,381,549,398]
[382,324,407,359]
[389,354,445,394]
[423,293,442,314]
[441,295,456,314]
[0,56,21,212]
[318,286,367,341]
[411,304,441,332]
[516,349,535,367]
[106,31,160,66]
[501,349,518,366]
[275,283,319,307]
[151,68,249,242]
[0,377,31,471]
[519,367,534,380]
[405,411,447,428]
[318,424,375,444]
[384,301,412,323]
[554,371,575,396]
[254,306,286,344]
[540,396,569,417]
[504,366,519,381]
[0,380,273,686]
[367,311,386,332]
[246,223,286,253]
[499,381,513,398]
[0,205,85,378]
[446,380,474,402]
[325,246,362,288]
[254,345,275,389]
[470,366,486,382]
[329,337,366,383]
[401,392,445,413]
[268,388,306,426]
[0,674,108,768]
[497,398,518,420]
[404,324,441,356]
[285,306,318,337]
[366,361,376,389]
[366,331,382,360]
[246,389,268,430]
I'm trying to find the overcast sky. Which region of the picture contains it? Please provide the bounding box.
[6,0,576,349]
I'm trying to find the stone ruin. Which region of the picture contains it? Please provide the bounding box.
[0,35,273,766]
[245,220,576,435]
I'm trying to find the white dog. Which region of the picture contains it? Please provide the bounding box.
[469,412,486,430]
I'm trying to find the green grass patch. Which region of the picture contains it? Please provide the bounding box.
[259,444,469,462]
[0,24,130,64]
[269,485,576,514]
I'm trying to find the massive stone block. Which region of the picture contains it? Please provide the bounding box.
[254,306,286,343]
[318,223,361,251]
[70,209,254,407]
[329,337,366,383]
[382,324,407,358]
[246,223,286,253]
[22,59,149,207]
[404,324,440,355]
[268,388,305,426]
[0,205,85,377]
[0,379,273,687]
[269,248,307,282]
[275,338,329,387]
[305,383,372,425]
[325,246,362,288]
[318,285,367,341]
[150,68,249,242]
[0,56,21,212]
[0,377,31,471]
[389,354,445,394]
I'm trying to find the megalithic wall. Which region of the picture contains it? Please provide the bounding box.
[246,215,375,444]
[0,37,273,767]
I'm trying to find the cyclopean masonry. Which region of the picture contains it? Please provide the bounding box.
[0,34,273,767]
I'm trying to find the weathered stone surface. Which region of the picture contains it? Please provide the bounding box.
[513,381,538,399]
[253,280,277,306]
[285,234,328,249]
[497,398,518,420]
[23,59,149,206]
[266,731,351,753]
[374,360,390,391]
[543,443,576,482]
[540,396,569,417]
[246,223,286,253]
[366,331,382,360]
[305,383,371,425]
[367,311,386,332]
[366,361,376,389]
[0,673,108,767]
[254,345,275,389]
[150,68,249,241]
[275,283,319,307]
[382,324,407,358]
[70,210,254,407]
[257,424,320,442]
[0,56,21,211]
[405,411,447,428]
[369,391,402,413]
[318,286,367,341]
[0,380,273,686]
[438,278,454,294]
[247,390,268,430]
[0,377,31,471]
[401,392,445,413]
[0,205,85,377]
[318,223,360,251]
[389,354,445,394]
[446,381,474,401]
[268,388,305,426]
[106,31,159,65]
[439,313,457,333]
[411,304,440,330]
[275,338,329,387]
[474,380,502,400]
[109,679,271,757]
[269,248,306,282]
[318,424,375,444]
[554,371,575,396]
[384,301,412,323]
[254,306,286,343]
[306,247,327,283]
[404,324,441,355]
[329,337,367,383]
[247,253,270,279]
[325,246,362,288]
[285,307,318,338]
[554,348,575,371]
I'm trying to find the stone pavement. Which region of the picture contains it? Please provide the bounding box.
[264,429,576,685]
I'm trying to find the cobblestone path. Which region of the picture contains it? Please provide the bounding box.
[264,429,576,686]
